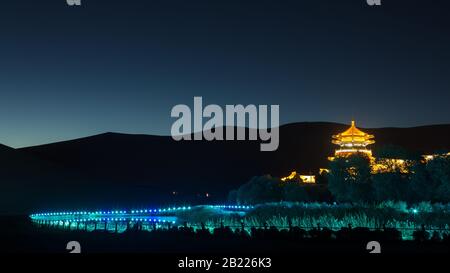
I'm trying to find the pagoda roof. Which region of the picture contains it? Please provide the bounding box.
[332,121,374,140]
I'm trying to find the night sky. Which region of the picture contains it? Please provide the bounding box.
[0,0,449,148]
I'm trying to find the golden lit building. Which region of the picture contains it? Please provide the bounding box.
[281,171,297,182]
[332,120,375,157]
[329,120,415,174]
[299,175,316,183]
[278,120,448,182]
[280,171,316,184]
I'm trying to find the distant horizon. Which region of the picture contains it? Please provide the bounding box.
[8,120,450,149]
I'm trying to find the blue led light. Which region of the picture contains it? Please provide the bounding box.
[30,204,252,233]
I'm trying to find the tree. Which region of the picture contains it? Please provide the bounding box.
[283,182,311,202]
[315,172,328,185]
[328,154,373,202]
[409,162,437,202]
[372,172,410,202]
[235,175,283,205]
[427,156,450,202]
[232,175,317,204]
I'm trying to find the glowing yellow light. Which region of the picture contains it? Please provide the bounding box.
[281,171,316,184]
[347,167,358,177]
[299,175,316,183]
[281,171,297,181]
[371,158,412,174]
[421,152,450,163]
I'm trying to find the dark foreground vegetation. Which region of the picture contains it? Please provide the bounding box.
[230,150,450,204]
[2,216,449,254]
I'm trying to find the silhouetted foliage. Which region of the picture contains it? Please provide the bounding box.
[231,146,450,204]
[232,175,321,204]
[328,150,450,203]
[427,156,450,202]
[372,172,410,202]
[235,175,283,205]
[409,162,437,202]
[315,172,328,185]
[283,182,311,202]
[328,155,373,202]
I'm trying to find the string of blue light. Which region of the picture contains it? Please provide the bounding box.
[30,205,253,221]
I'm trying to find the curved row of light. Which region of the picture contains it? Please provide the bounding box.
[30,206,192,219]
[209,205,254,209]
[39,218,176,224]
[30,204,253,219]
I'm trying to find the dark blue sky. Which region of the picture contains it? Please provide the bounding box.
[0,0,449,148]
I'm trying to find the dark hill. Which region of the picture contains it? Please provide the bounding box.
[2,122,450,214]
[0,143,79,214]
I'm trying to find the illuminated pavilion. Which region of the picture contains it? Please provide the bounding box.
[281,120,376,183]
[332,120,375,157]
[280,119,449,181]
